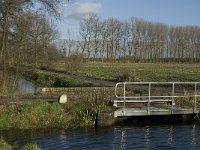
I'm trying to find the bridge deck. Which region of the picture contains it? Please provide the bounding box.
[114,107,199,117]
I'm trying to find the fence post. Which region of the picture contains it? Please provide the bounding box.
[171,83,174,114]
[194,82,197,113]
[148,83,151,115]
[123,82,126,116]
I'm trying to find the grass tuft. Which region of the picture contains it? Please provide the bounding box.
[21,143,42,150]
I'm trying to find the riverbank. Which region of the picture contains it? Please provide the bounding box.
[0,100,115,149]
[0,138,41,150]
[0,101,114,150]
[0,101,114,130]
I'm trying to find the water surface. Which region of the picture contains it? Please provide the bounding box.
[1,123,200,150]
[17,79,41,94]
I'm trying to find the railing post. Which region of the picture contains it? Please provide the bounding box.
[171,83,174,114]
[148,83,151,115]
[194,82,197,113]
[123,82,126,116]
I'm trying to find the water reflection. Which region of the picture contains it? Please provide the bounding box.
[112,124,200,150]
[17,79,41,94]
[191,124,196,146]
[0,124,200,150]
[120,129,126,150]
[144,126,150,149]
[167,125,173,146]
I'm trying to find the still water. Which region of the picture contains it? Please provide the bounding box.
[1,123,200,150]
[16,79,41,94]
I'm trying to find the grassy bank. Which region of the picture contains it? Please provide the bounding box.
[0,101,111,130]
[0,101,112,150]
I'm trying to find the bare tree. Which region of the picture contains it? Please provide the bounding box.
[0,0,62,69]
[79,15,96,59]
[78,15,200,63]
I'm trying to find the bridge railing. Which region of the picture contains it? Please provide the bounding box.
[115,82,200,114]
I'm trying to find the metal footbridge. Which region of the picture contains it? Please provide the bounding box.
[113,82,200,118]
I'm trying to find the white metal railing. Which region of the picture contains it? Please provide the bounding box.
[115,82,200,115]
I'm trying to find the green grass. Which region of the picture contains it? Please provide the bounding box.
[0,101,111,130]
[53,62,200,82]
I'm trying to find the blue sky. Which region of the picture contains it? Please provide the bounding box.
[59,0,200,39]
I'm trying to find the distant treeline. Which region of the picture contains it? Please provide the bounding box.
[61,15,200,63]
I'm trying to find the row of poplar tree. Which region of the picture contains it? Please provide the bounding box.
[67,15,200,63]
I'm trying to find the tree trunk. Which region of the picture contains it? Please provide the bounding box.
[0,7,9,72]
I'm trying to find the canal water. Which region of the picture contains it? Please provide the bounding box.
[16,79,41,94]
[0,123,200,149]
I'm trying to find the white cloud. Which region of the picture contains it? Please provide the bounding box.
[64,2,102,20]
